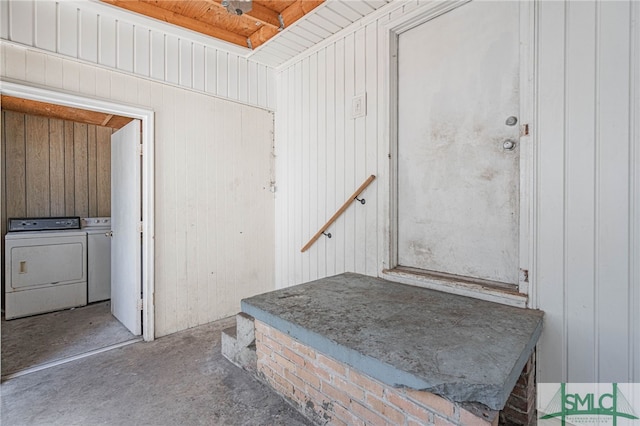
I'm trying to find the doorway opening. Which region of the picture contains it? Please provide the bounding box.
[0,81,155,378]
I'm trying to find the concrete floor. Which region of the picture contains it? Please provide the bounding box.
[1,317,312,426]
[2,302,136,377]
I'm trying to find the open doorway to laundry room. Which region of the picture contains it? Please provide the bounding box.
[0,82,155,380]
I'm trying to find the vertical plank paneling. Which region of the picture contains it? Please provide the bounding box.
[62,59,81,92]
[64,121,75,215]
[595,0,632,381]
[192,86,208,325]
[274,71,287,288]
[183,84,198,327]
[1,113,6,261]
[353,27,366,275]
[79,9,98,63]
[44,54,63,88]
[216,50,228,97]
[364,21,378,277]
[238,57,248,102]
[58,2,78,58]
[49,119,65,216]
[267,65,277,110]
[308,53,318,281]
[25,50,46,85]
[334,38,346,274]
[87,125,98,216]
[134,26,150,76]
[292,62,302,284]
[205,47,217,95]
[192,43,205,91]
[150,31,165,81]
[4,111,26,218]
[343,33,356,273]
[98,15,117,68]
[4,41,26,81]
[0,0,10,40]
[79,63,97,96]
[9,0,33,46]
[257,64,267,107]
[301,57,310,282]
[117,21,134,72]
[3,0,277,110]
[248,61,258,105]
[316,48,327,278]
[632,0,640,384]
[25,115,50,217]
[2,43,275,339]
[165,35,179,84]
[2,111,108,221]
[34,1,56,52]
[565,1,597,381]
[96,126,112,216]
[325,43,336,277]
[73,123,89,217]
[179,39,192,88]
[227,54,238,100]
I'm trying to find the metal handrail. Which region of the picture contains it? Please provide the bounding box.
[300,174,376,253]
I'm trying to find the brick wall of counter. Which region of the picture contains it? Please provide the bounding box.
[254,320,499,426]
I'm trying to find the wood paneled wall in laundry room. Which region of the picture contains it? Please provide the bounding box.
[1,110,113,240]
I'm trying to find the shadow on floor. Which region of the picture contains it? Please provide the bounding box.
[1,301,136,377]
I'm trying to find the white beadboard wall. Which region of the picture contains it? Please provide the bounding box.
[0,0,275,110]
[274,0,640,385]
[274,0,420,287]
[535,0,640,383]
[1,42,276,338]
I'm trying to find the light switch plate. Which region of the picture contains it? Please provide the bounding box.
[352,93,366,119]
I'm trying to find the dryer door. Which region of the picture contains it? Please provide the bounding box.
[8,236,86,291]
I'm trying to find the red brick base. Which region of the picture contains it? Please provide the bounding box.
[255,320,500,426]
[499,352,536,426]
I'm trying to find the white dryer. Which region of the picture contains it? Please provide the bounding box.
[5,220,87,319]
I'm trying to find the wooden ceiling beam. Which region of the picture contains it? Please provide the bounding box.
[249,25,279,49]
[102,0,249,48]
[204,0,281,29]
[280,0,323,28]
[1,95,132,129]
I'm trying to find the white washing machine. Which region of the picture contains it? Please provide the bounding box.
[5,217,87,319]
[83,217,111,303]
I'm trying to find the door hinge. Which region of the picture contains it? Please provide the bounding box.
[519,268,529,283]
[137,222,143,233]
[137,299,144,311]
[137,144,143,156]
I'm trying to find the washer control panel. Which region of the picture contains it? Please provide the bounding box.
[8,217,81,232]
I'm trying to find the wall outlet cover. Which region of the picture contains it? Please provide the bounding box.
[352,93,367,119]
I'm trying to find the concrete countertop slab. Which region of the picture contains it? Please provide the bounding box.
[242,273,543,411]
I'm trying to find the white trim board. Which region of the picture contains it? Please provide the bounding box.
[1,80,156,342]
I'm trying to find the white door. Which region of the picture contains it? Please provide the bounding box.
[397,1,521,285]
[111,119,142,335]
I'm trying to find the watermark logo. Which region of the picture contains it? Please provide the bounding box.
[538,383,640,425]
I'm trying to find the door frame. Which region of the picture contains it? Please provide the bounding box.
[1,80,156,341]
[379,0,537,307]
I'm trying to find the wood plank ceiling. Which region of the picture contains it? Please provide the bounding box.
[101,0,325,49]
[1,96,133,129]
